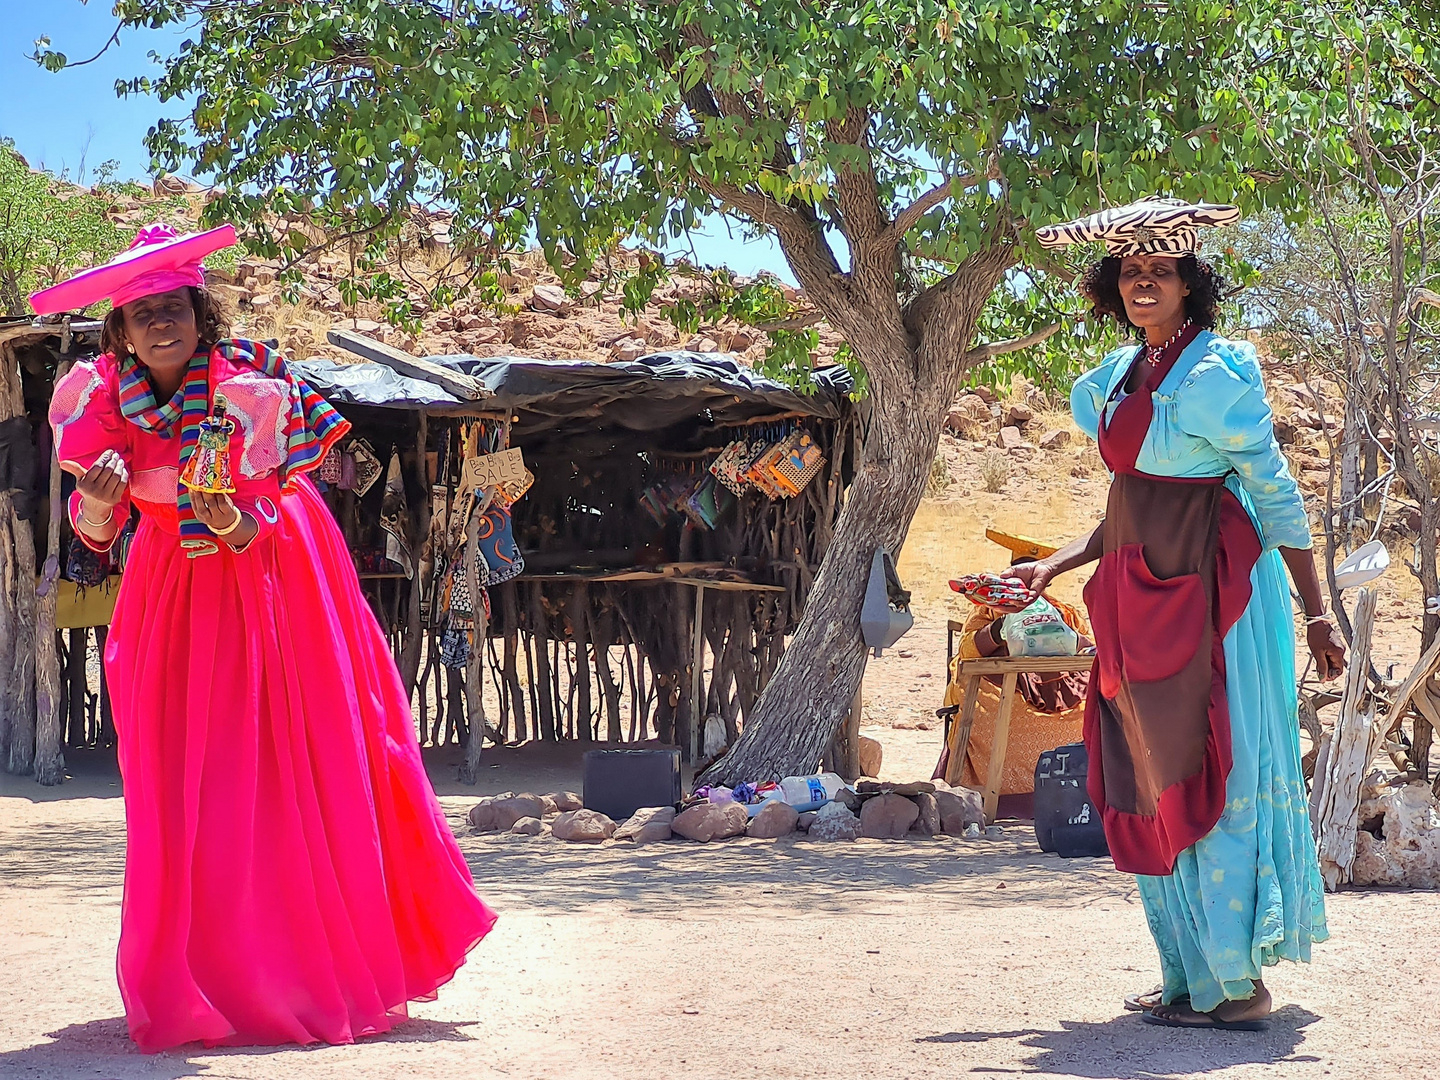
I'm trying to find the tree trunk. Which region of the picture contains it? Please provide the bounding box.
[701,360,951,783]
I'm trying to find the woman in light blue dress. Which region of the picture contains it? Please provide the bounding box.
[1006,199,1346,1029]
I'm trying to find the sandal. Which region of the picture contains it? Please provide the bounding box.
[1123,986,1167,1012]
[1141,1007,1268,1032]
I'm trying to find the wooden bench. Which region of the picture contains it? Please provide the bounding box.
[948,653,1097,824]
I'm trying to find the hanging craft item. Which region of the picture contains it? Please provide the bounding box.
[178,393,237,494]
[476,502,525,583]
[316,444,343,485]
[708,438,753,496]
[460,446,526,499]
[378,451,414,579]
[770,431,825,497]
[493,466,535,509]
[348,438,383,496]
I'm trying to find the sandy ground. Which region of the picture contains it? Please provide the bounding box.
[3,722,1438,1080]
[3,483,1437,1079]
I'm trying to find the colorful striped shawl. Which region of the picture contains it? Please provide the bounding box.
[116,338,351,556]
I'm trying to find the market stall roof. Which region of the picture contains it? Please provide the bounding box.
[294,332,853,438]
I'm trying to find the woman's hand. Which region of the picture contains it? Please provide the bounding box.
[990,559,1057,612]
[191,490,259,549]
[76,449,128,517]
[1307,618,1346,682]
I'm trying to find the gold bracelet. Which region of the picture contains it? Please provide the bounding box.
[210,507,244,537]
[79,503,113,528]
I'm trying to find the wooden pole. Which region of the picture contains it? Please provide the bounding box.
[0,343,38,774]
[33,360,70,785]
[982,672,1020,823]
[689,583,706,764]
[457,492,491,784]
[66,628,87,748]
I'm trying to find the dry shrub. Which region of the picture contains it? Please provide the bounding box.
[926,452,952,497]
[980,451,1011,493]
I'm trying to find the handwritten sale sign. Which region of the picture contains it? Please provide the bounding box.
[461,447,526,494]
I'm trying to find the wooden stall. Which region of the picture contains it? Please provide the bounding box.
[300,332,858,776]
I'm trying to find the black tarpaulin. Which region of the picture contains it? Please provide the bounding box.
[292,351,852,435]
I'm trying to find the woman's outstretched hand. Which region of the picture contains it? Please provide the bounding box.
[76,449,128,514]
[1307,618,1346,682]
[990,560,1056,613]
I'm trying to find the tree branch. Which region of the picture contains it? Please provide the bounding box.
[755,313,825,332]
[884,178,958,245]
[963,322,1062,364]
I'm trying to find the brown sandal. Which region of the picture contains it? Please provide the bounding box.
[1123,986,1166,1012]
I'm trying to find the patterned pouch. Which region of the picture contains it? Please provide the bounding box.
[65,535,109,587]
[477,503,525,583]
[439,626,470,669]
[709,439,752,496]
[771,432,825,496]
[317,446,343,484]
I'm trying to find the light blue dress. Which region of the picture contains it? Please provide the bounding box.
[1072,331,1328,1011]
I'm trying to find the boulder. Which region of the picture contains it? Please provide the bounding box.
[972,384,998,403]
[832,787,864,813]
[997,426,1029,451]
[538,795,559,816]
[551,791,584,812]
[860,793,920,839]
[912,792,942,836]
[1004,402,1035,426]
[934,787,985,835]
[747,801,800,839]
[510,817,544,836]
[530,284,571,314]
[468,793,546,832]
[856,780,935,797]
[672,802,748,842]
[551,809,617,843]
[807,801,860,841]
[610,336,649,362]
[614,806,676,844]
[1039,429,1072,451]
[796,811,818,833]
[858,736,884,779]
[686,335,721,353]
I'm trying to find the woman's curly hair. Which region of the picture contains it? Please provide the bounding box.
[99,286,229,359]
[1078,254,1228,336]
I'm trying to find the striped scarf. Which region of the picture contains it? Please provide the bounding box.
[117,338,351,556]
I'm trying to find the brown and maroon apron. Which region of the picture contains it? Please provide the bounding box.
[1083,328,1262,876]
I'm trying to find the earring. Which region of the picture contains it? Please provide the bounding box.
[126,343,136,354]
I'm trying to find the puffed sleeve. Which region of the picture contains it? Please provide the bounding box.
[1070,347,1137,441]
[48,358,131,552]
[1176,339,1312,551]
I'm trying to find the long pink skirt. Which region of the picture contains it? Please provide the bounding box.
[105,478,495,1052]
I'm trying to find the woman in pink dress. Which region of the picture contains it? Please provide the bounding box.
[34,224,496,1053]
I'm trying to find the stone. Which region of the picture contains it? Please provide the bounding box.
[985,825,1005,840]
[796,811,818,833]
[530,283,571,314]
[997,426,1028,451]
[747,801,800,839]
[552,808,617,843]
[912,792,942,836]
[610,336,649,362]
[510,817,544,836]
[686,335,720,353]
[539,795,559,816]
[489,794,548,830]
[208,283,250,307]
[467,799,502,831]
[1272,417,1298,445]
[832,787,864,813]
[807,801,860,841]
[1004,402,1035,426]
[933,787,985,835]
[963,822,982,839]
[460,313,488,330]
[972,384,998,403]
[727,329,755,351]
[858,736,884,779]
[672,802,748,842]
[249,293,275,311]
[860,793,920,839]
[1039,429,1071,451]
[1008,444,1038,462]
[614,806,676,844]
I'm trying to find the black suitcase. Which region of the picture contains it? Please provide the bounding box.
[1034,742,1109,858]
[582,748,682,821]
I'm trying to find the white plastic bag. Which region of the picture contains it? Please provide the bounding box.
[1001,596,1078,657]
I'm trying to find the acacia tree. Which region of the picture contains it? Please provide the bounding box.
[45,1,1305,782]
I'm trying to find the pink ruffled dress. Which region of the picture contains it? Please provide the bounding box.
[50,348,495,1052]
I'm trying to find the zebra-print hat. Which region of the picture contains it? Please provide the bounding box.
[1035,197,1240,257]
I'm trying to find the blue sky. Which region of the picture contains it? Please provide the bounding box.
[0,1,799,281]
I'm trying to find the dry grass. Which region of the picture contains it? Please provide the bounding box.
[925,453,952,497]
[236,296,342,361]
[979,451,1010,493]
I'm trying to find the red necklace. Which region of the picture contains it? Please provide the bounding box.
[1146,320,1193,366]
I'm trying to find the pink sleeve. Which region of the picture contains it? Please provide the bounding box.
[49,359,130,552]
[225,473,283,553]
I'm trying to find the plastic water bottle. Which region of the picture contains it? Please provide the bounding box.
[778,773,846,809]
